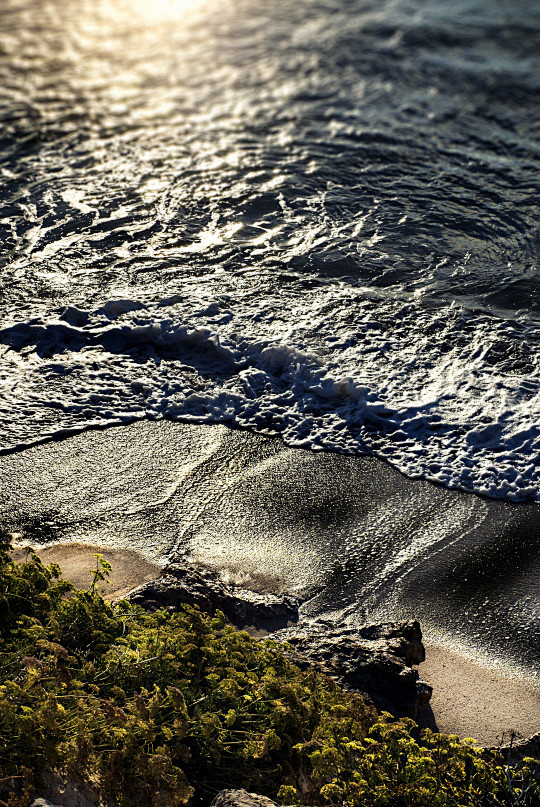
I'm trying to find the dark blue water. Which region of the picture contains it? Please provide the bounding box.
[1,0,540,500]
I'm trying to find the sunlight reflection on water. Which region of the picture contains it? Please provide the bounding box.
[112,0,214,26]
[1,0,540,501]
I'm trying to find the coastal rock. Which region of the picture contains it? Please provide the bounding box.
[126,560,430,717]
[270,620,432,718]
[495,731,540,771]
[29,789,102,807]
[210,790,279,807]
[126,558,299,631]
[37,771,108,807]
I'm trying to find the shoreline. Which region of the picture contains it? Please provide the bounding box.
[3,419,538,748]
[13,542,540,748]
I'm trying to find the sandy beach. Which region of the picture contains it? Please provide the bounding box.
[2,1,540,800]
[417,645,540,747]
[12,539,540,748]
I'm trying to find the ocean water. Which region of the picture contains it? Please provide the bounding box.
[1,0,540,502]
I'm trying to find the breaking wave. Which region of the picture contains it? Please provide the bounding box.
[1,292,539,502]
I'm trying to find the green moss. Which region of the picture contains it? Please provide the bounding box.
[0,528,538,807]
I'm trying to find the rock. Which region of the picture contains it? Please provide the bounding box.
[30,794,100,807]
[125,558,430,717]
[210,789,279,807]
[270,619,432,718]
[39,769,110,807]
[494,731,540,771]
[126,558,299,631]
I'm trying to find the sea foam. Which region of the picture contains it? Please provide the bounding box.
[1,292,538,502]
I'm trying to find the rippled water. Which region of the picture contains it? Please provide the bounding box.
[1,0,540,500]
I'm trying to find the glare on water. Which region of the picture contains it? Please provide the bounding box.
[114,0,212,25]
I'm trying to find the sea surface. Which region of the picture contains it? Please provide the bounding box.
[1,0,540,502]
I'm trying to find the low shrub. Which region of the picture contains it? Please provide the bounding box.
[0,528,538,807]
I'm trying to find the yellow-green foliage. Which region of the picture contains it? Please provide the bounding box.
[0,529,538,807]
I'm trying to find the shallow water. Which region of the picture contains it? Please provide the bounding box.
[1,0,540,500]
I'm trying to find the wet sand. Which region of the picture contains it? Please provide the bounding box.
[2,420,539,745]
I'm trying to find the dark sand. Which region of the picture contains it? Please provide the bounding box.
[2,420,539,743]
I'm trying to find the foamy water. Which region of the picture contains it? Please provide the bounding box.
[1,0,539,501]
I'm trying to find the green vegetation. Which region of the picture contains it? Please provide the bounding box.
[0,528,538,807]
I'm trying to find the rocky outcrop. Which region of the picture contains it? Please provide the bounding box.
[269,619,432,718]
[125,559,430,718]
[126,558,299,632]
[494,731,540,772]
[210,789,279,807]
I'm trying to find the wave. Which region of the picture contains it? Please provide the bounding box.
[1,0,540,505]
[1,296,539,502]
